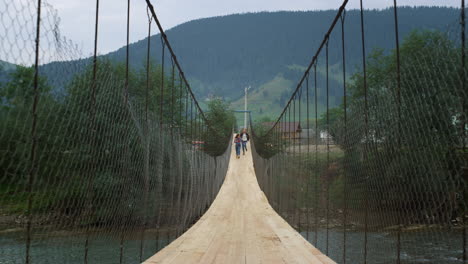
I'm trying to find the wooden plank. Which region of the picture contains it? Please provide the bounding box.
[143,139,336,264]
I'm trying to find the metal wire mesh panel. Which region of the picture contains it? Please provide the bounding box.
[251,1,467,263]
[0,0,231,263]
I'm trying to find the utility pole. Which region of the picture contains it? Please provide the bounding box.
[244,86,251,129]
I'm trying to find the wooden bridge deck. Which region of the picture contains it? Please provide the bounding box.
[144,142,335,264]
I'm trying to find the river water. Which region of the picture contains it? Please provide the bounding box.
[301,228,464,264]
[1,229,464,263]
[0,230,171,264]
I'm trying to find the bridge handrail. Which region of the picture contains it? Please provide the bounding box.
[145,0,226,140]
[264,0,348,136]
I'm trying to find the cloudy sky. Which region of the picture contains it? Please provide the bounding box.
[44,0,459,56]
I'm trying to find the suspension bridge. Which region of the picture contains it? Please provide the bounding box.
[0,0,466,263]
[144,141,334,263]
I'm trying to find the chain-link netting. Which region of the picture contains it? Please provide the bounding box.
[0,0,231,263]
[251,1,467,263]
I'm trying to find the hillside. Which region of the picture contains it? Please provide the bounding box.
[230,64,342,121]
[0,60,16,71]
[103,7,459,118]
[0,60,17,83]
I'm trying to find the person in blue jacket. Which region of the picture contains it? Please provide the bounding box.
[234,134,242,159]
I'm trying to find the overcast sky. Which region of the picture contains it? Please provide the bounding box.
[44,0,459,56]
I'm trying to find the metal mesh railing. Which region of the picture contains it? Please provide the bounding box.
[251,1,467,263]
[0,0,231,263]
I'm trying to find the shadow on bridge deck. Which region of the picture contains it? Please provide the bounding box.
[144,141,334,264]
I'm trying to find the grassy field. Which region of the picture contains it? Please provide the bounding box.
[230,64,345,123]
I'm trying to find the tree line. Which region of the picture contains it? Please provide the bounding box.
[253,30,467,222]
[0,59,235,226]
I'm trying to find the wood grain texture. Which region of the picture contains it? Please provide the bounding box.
[143,141,335,264]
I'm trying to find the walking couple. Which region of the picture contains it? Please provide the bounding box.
[234,129,250,159]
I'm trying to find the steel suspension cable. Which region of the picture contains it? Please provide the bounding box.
[171,59,175,135]
[25,1,42,263]
[167,58,176,245]
[83,0,99,262]
[340,10,348,263]
[314,62,319,246]
[293,94,297,228]
[139,8,153,262]
[305,74,310,241]
[298,84,303,233]
[461,0,467,262]
[288,107,291,216]
[392,1,402,262]
[325,39,330,255]
[359,1,370,262]
[160,40,165,126]
[155,38,166,252]
[179,72,183,136]
[120,1,132,261]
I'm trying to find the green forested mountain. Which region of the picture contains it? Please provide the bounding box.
[103,7,459,116]
[38,7,460,118]
[0,60,17,83]
[0,60,16,71]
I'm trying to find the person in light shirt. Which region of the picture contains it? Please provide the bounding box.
[240,129,250,155]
